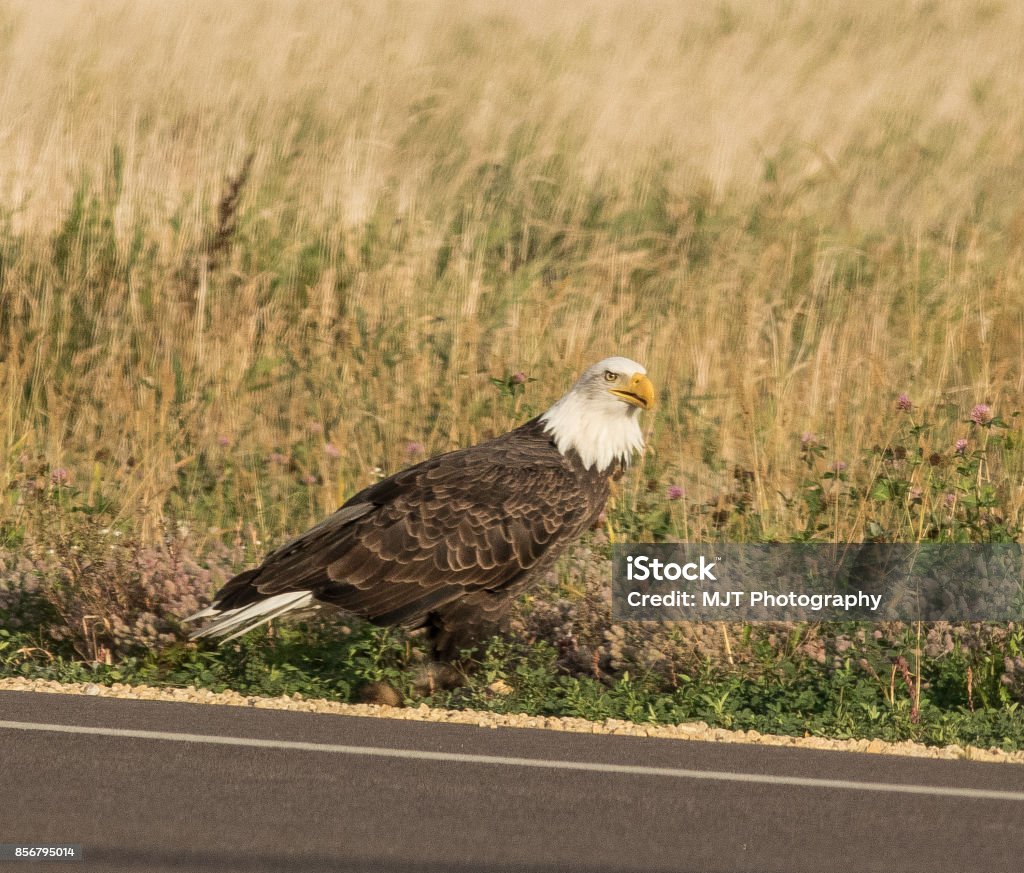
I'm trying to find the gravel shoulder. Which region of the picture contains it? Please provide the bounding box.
[2,675,1021,765]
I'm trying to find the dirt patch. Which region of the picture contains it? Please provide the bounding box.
[2,676,1020,765]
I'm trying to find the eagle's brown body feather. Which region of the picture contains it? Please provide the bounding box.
[210,416,616,657]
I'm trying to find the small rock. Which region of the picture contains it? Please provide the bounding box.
[360,681,402,707]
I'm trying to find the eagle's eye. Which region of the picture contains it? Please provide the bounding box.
[604,370,617,382]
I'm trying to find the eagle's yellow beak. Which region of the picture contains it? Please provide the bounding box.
[610,373,655,410]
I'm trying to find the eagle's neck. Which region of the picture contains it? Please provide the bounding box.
[539,392,645,473]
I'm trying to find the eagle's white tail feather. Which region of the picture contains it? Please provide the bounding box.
[181,604,220,623]
[187,591,316,641]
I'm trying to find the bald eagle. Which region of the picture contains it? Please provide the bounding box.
[185,357,654,658]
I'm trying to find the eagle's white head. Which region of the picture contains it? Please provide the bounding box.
[540,356,654,472]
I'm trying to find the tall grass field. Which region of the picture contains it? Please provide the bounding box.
[2,1,1024,747]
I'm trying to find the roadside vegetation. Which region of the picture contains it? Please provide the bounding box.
[3,1,1024,749]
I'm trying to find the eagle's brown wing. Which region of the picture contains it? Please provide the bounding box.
[210,421,605,632]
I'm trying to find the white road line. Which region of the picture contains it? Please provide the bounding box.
[2,718,1022,802]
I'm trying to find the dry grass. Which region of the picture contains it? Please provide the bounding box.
[3,0,1024,548]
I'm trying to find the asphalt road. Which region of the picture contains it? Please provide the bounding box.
[1,690,1022,873]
